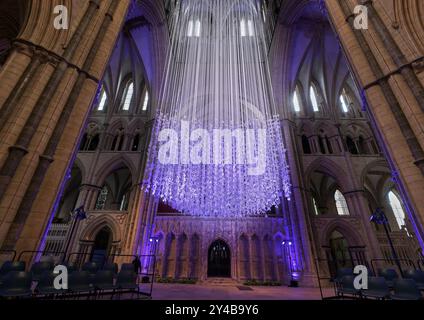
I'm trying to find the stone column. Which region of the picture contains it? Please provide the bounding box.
[344,190,382,259]
[0,0,132,254]
[248,235,256,280]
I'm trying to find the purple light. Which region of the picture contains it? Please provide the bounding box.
[142,114,292,217]
[291,272,300,280]
[140,0,292,218]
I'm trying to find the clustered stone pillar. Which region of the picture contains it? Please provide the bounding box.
[0,0,131,256]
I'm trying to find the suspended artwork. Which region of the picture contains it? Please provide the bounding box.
[142,0,291,217]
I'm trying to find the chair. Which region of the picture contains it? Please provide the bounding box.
[339,275,360,298]
[30,261,54,282]
[335,268,353,282]
[68,271,93,298]
[391,279,423,300]
[333,268,353,294]
[94,270,116,298]
[35,271,62,298]
[115,271,139,299]
[0,261,26,286]
[102,263,118,275]
[404,270,424,290]
[62,262,77,274]
[120,263,136,273]
[82,262,99,274]
[362,277,391,300]
[82,262,100,284]
[0,261,26,276]
[0,271,33,298]
[378,268,398,288]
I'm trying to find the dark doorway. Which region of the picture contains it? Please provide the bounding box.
[325,230,353,278]
[208,240,231,278]
[91,226,112,265]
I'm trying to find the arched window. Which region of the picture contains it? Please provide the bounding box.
[142,91,149,111]
[358,136,367,154]
[240,19,247,37]
[119,191,130,211]
[388,191,406,230]
[122,81,134,111]
[95,186,109,210]
[293,89,301,113]
[346,136,358,155]
[132,134,140,151]
[98,89,108,111]
[195,19,201,37]
[188,19,201,37]
[318,135,326,154]
[111,128,125,151]
[248,20,254,36]
[187,20,194,37]
[79,133,99,151]
[310,85,319,112]
[313,198,319,216]
[334,190,350,216]
[88,134,100,151]
[95,167,131,211]
[340,91,349,113]
[240,18,255,37]
[302,135,311,154]
[325,136,333,154]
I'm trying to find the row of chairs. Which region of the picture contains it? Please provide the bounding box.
[335,268,424,300]
[0,260,141,299]
[0,260,137,278]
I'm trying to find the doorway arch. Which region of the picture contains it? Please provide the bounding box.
[329,230,351,267]
[325,230,353,278]
[207,239,231,278]
[91,226,112,264]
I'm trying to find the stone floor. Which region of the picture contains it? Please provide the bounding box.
[150,283,335,300]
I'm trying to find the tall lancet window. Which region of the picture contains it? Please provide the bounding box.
[195,19,201,37]
[388,191,406,230]
[188,19,201,37]
[310,85,319,112]
[95,186,109,210]
[187,20,194,37]
[340,91,349,113]
[335,190,350,216]
[293,89,301,113]
[122,81,134,111]
[247,20,255,36]
[142,91,150,111]
[313,198,319,216]
[98,88,107,111]
[240,19,255,37]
